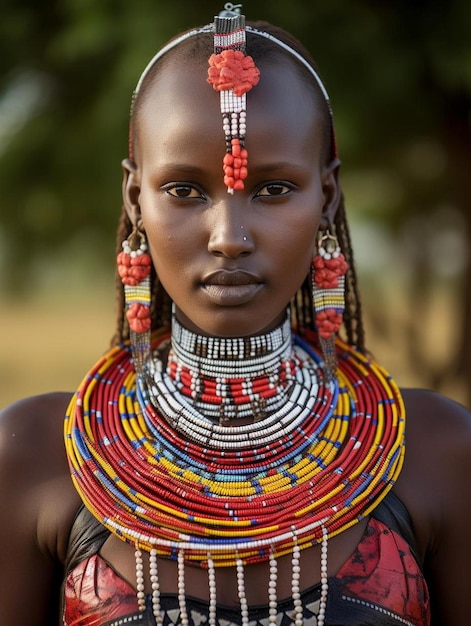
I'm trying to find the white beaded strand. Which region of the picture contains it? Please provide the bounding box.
[177,548,189,626]
[207,552,217,626]
[268,546,278,624]
[236,556,249,625]
[134,530,329,626]
[134,545,146,613]
[144,348,327,450]
[318,526,329,626]
[149,548,162,624]
[291,529,303,626]
[108,515,329,567]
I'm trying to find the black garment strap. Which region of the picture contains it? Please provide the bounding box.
[64,504,111,576]
[371,489,423,572]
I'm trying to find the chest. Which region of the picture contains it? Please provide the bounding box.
[64,516,431,625]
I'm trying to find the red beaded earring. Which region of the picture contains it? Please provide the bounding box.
[312,229,348,377]
[117,226,152,375]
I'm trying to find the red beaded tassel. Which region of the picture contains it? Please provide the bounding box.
[117,226,152,375]
[207,7,260,193]
[312,229,348,377]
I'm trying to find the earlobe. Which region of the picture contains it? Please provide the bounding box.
[122,158,142,226]
[320,157,341,228]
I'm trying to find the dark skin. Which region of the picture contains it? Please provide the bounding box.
[1,55,471,626]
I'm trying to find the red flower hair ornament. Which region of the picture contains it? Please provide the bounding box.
[207,50,260,96]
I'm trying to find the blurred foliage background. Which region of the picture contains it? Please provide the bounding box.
[0,0,470,407]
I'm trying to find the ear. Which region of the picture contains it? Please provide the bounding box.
[320,157,341,229]
[122,158,142,227]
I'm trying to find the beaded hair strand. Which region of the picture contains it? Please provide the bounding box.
[113,20,366,353]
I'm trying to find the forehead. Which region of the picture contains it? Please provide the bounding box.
[135,54,325,167]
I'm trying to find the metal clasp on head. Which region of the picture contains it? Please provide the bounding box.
[219,2,243,17]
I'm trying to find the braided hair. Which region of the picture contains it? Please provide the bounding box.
[112,22,365,352]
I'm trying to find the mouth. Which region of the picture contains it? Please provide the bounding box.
[201,270,263,305]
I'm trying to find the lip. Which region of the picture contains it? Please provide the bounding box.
[201,270,263,305]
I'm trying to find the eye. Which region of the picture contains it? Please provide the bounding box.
[164,184,204,199]
[255,182,293,197]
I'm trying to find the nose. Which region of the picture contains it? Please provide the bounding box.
[207,200,254,258]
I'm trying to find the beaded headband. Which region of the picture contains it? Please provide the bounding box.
[129,3,337,180]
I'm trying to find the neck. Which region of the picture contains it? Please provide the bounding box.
[165,313,301,424]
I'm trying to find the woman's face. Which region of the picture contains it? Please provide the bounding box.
[125,54,339,337]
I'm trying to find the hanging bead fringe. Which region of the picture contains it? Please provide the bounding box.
[318,526,329,626]
[236,556,249,625]
[135,545,146,613]
[291,529,304,626]
[268,546,278,624]
[177,549,189,625]
[207,552,217,626]
[150,548,162,624]
[134,536,330,624]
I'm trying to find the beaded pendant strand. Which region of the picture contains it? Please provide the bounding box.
[207,10,260,193]
[65,319,405,624]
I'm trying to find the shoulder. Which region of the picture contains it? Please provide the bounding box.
[0,392,81,558]
[394,388,471,551]
[0,394,82,622]
[0,392,72,473]
[399,386,471,492]
[401,387,471,469]
[0,389,71,430]
[394,388,471,622]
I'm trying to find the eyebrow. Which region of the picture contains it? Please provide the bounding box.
[146,164,208,180]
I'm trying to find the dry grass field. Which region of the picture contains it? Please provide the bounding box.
[0,287,116,408]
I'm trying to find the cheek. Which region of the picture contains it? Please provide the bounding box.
[139,200,191,267]
[272,223,319,295]
[142,212,204,302]
[147,236,186,285]
[139,211,178,282]
[276,213,320,259]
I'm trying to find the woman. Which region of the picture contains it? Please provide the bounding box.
[1,5,471,626]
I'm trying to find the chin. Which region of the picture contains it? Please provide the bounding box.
[176,308,287,338]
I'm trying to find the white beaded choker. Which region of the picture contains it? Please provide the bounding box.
[143,313,329,435]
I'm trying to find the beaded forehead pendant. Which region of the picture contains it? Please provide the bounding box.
[206,5,260,193]
[131,6,337,171]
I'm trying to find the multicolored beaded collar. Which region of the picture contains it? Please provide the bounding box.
[65,314,405,624]
[65,319,404,555]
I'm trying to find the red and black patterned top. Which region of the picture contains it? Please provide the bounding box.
[63,492,430,626]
